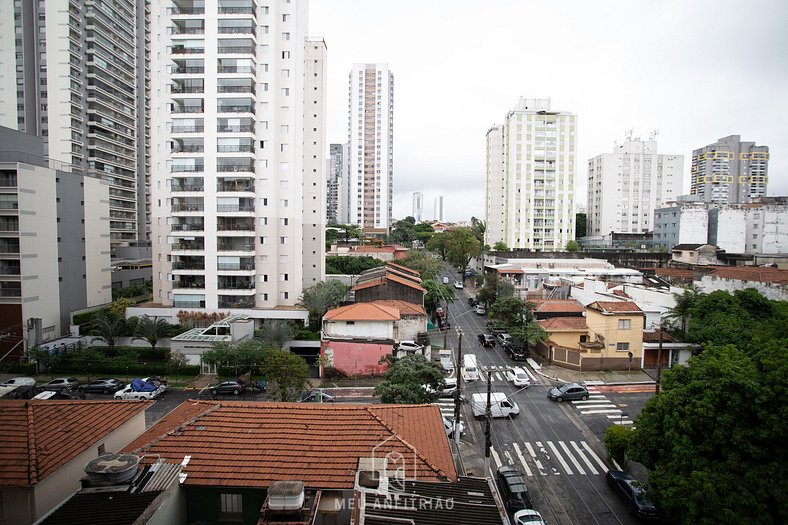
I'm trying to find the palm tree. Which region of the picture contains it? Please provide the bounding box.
[298,280,349,331]
[132,315,170,349]
[664,286,702,335]
[257,319,296,350]
[90,311,127,349]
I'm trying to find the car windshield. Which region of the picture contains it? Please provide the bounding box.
[558,384,572,392]
[516,372,527,380]
[517,516,543,523]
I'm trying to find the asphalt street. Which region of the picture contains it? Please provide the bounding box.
[441,266,644,525]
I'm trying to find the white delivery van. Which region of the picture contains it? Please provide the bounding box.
[462,354,479,382]
[439,349,454,373]
[472,392,520,419]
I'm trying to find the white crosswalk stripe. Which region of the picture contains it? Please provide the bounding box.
[496,440,609,477]
[570,390,634,425]
[435,401,456,417]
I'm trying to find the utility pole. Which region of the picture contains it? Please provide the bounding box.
[484,363,492,474]
[655,322,664,395]
[453,330,463,446]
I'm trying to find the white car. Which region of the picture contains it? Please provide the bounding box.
[475,304,486,315]
[114,378,167,400]
[513,508,546,525]
[0,377,36,388]
[453,280,463,289]
[423,377,457,398]
[396,340,423,352]
[442,276,449,284]
[443,416,465,438]
[505,367,532,388]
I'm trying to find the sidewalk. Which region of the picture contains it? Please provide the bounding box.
[534,362,656,386]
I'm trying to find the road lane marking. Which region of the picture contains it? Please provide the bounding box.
[512,443,533,477]
[536,441,560,475]
[490,446,502,469]
[572,403,617,408]
[525,442,546,475]
[580,409,622,415]
[559,441,586,475]
[571,441,598,475]
[547,441,573,475]
[582,441,609,473]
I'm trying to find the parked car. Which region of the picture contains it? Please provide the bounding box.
[0,377,36,388]
[442,276,449,284]
[505,367,532,388]
[209,379,246,396]
[396,340,423,353]
[506,344,527,361]
[78,378,125,394]
[467,297,478,307]
[496,465,531,511]
[496,333,512,346]
[475,304,486,315]
[606,470,661,520]
[513,509,547,525]
[298,390,336,403]
[42,377,79,393]
[422,377,457,398]
[547,383,589,402]
[453,280,463,289]
[463,268,475,277]
[442,416,465,439]
[114,377,167,400]
[478,333,495,347]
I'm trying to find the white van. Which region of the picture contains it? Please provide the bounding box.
[439,349,454,373]
[462,354,479,382]
[471,392,520,419]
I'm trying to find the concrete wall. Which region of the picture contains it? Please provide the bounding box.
[585,310,644,364]
[82,176,112,307]
[395,316,427,341]
[323,319,394,339]
[699,275,787,301]
[711,206,747,253]
[322,340,392,377]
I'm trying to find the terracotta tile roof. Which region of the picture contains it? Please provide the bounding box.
[386,273,427,292]
[386,266,423,283]
[122,401,456,489]
[498,268,524,274]
[612,290,631,298]
[538,317,588,330]
[643,329,674,343]
[0,400,151,486]
[376,300,427,317]
[653,267,694,279]
[386,262,420,277]
[355,246,396,253]
[324,302,400,321]
[706,266,788,285]
[530,299,584,313]
[352,273,426,293]
[352,276,385,291]
[588,301,644,314]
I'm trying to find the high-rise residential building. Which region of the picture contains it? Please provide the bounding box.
[348,63,394,237]
[485,98,576,250]
[0,126,112,360]
[0,0,143,251]
[434,196,444,221]
[147,0,322,320]
[327,143,348,224]
[136,0,152,243]
[587,135,683,236]
[690,135,769,204]
[412,192,423,222]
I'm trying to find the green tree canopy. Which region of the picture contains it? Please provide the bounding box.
[445,227,481,271]
[325,255,385,275]
[426,232,449,260]
[201,340,268,375]
[373,354,445,404]
[663,285,702,336]
[413,222,436,243]
[90,311,128,349]
[259,348,310,401]
[131,315,172,349]
[509,322,548,353]
[470,217,486,243]
[565,240,581,252]
[423,279,455,319]
[396,250,444,280]
[492,241,510,252]
[256,319,297,350]
[327,223,364,244]
[489,296,534,328]
[629,343,788,525]
[299,280,350,330]
[476,272,513,307]
[387,216,417,244]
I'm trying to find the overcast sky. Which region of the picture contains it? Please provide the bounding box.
[310,0,788,223]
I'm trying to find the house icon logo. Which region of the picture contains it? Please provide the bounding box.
[371,435,417,493]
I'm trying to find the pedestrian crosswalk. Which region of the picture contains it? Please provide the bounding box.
[480,365,535,384]
[572,387,633,425]
[435,400,456,418]
[491,440,609,477]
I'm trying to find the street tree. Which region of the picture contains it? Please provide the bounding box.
[325,255,384,275]
[259,348,310,401]
[470,216,486,243]
[298,280,349,330]
[90,311,127,349]
[445,227,481,271]
[663,285,703,336]
[629,343,788,524]
[565,240,581,252]
[423,279,455,320]
[413,222,435,243]
[489,296,534,328]
[256,319,296,349]
[426,232,449,260]
[374,354,445,404]
[201,340,268,376]
[492,241,510,252]
[388,216,417,244]
[131,315,171,349]
[509,322,548,354]
[327,223,364,244]
[396,250,444,280]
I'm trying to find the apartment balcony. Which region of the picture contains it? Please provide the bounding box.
[172,65,205,74]
[217,163,255,173]
[172,45,205,55]
[217,258,255,271]
[217,219,255,231]
[171,202,205,213]
[217,85,255,94]
[171,3,205,16]
[173,277,205,290]
[217,46,255,55]
[217,4,257,16]
[172,145,205,154]
[171,180,204,192]
[171,164,204,173]
[172,105,204,114]
[0,218,19,233]
[217,144,254,153]
[218,26,256,36]
[0,200,19,211]
[217,204,254,213]
[217,180,254,192]
[172,259,205,270]
[173,298,206,308]
[170,220,205,232]
[171,240,205,251]
[217,65,255,74]
[217,243,255,253]
[218,276,255,290]
[0,173,18,187]
[217,124,255,133]
[171,124,205,133]
[171,85,204,94]
[218,296,256,309]
[217,104,255,114]
[0,284,22,298]
[0,262,21,276]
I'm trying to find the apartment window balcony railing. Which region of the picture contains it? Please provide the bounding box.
[172,66,205,74]
[0,289,22,298]
[217,105,255,113]
[172,145,205,153]
[217,222,255,231]
[217,183,254,192]
[217,145,254,153]
[217,204,254,212]
[217,125,255,133]
[171,86,204,94]
[171,6,205,15]
[172,105,204,114]
[171,242,205,251]
[0,264,21,276]
[0,174,18,187]
[172,27,205,35]
[217,263,255,271]
[172,47,205,55]
[171,165,204,173]
[217,243,254,251]
[0,202,19,210]
[173,299,206,308]
[171,203,205,212]
[218,282,254,290]
[217,165,255,173]
[171,222,205,231]
[217,65,254,74]
[218,7,255,15]
[217,47,255,55]
[173,280,205,289]
[172,261,205,270]
[172,125,205,133]
[171,183,204,192]
[218,298,256,309]
[217,85,254,94]
[0,221,20,232]
[0,245,20,254]
[218,27,256,35]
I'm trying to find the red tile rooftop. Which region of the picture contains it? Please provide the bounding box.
[707,266,788,285]
[324,302,400,321]
[589,301,643,313]
[538,317,588,330]
[122,401,456,489]
[531,299,584,313]
[0,400,150,486]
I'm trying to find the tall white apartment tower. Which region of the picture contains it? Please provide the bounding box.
[434,196,444,221]
[348,63,394,237]
[149,0,322,316]
[587,136,683,236]
[485,98,577,250]
[412,192,423,222]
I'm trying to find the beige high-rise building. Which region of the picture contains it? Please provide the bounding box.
[690,135,768,204]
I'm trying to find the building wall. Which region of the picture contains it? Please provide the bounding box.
[748,204,788,254]
[327,143,348,224]
[322,340,392,377]
[710,205,747,253]
[302,39,327,288]
[484,125,506,246]
[545,330,586,349]
[354,283,423,305]
[395,315,427,341]
[0,1,16,129]
[698,276,787,301]
[690,135,768,204]
[32,411,147,523]
[82,176,113,307]
[323,319,395,339]
[348,63,394,234]
[653,201,709,251]
[0,486,35,525]
[585,310,644,362]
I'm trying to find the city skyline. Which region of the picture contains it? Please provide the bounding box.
[310,0,788,222]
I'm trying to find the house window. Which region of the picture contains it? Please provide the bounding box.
[346,321,355,325]
[98,443,105,455]
[618,319,631,330]
[616,342,630,352]
[220,493,242,515]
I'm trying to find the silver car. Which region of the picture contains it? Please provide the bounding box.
[42,377,79,393]
[547,383,589,402]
